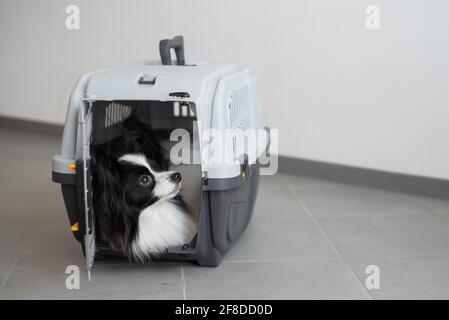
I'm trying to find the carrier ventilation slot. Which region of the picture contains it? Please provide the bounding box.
[173,102,195,118]
[104,102,132,128]
[229,85,249,130]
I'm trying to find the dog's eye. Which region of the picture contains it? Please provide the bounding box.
[139,175,152,186]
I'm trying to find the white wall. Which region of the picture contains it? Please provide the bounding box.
[1,0,448,179]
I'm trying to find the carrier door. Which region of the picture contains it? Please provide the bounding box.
[78,101,96,281]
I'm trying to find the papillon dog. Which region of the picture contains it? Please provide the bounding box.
[91,117,197,261]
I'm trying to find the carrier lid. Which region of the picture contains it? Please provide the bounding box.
[104,60,228,76]
[84,61,243,102]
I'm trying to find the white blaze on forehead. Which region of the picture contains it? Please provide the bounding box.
[118,154,154,173]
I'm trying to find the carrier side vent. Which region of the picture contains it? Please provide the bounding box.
[173,102,195,118]
[228,85,249,130]
[104,102,132,128]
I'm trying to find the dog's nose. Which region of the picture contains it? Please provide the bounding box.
[171,172,182,182]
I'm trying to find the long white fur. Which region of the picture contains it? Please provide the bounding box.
[118,153,197,259]
[132,200,197,260]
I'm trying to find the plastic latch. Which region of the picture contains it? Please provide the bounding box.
[70,222,79,232]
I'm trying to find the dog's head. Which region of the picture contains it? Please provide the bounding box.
[117,153,182,207]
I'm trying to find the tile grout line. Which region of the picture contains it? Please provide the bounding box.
[222,257,341,264]
[180,263,187,300]
[288,186,374,300]
[344,254,449,262]
[0,249,25,292]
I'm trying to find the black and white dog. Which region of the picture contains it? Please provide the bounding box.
[91,117,197,261]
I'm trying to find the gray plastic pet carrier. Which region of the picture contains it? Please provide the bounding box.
[52,36,268,275]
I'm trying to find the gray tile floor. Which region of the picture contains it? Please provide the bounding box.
[1,127,449,299]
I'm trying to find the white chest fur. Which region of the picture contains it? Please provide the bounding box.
[131,200,197,260]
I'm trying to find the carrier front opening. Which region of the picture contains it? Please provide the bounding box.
[89,100,202,259]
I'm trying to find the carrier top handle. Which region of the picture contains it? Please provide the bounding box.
[159,35,185,66]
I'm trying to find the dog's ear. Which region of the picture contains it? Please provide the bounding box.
[91,148,133,252]
[144,134,170,171]
[122,116,152,135]
[122,117,170,171]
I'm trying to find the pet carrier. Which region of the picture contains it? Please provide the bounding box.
[52,36,269,276]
